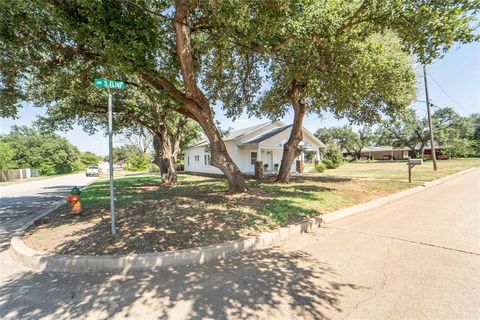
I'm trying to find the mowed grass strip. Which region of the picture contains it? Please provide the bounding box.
[24,173,414,255]
[322,158,480,181]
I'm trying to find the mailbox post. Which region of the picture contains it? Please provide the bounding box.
[407,157,423,183]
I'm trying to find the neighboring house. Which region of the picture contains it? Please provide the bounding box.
[357,146,410,160]
[346,141,447,161]
[416,141,448,159]
[184,121,325,174]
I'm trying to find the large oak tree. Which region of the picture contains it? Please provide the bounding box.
[0,0,260,193]
[214,0,478,181]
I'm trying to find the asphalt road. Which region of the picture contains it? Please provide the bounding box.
[0,173,96,251]
[0,169,479,319]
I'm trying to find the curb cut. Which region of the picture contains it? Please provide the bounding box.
[10,168,477,273]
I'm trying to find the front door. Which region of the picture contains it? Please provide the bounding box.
[266,150,273,171]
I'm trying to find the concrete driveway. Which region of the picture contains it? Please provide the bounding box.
[0,169,479,319]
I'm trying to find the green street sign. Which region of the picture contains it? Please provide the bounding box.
[94,78,125,90]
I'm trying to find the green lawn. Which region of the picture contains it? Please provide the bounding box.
[321,158,480,182]
[26,158,478,255]
[25,173,412,255]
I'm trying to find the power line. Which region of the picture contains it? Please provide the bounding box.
[427,74,475,114]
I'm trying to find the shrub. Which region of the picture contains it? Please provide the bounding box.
[125,153,149,171]
[313,162,326,173]
[322,144,343,169]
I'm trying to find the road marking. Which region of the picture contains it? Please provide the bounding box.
[324,226,480,256]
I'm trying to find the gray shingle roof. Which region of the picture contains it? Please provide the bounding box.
[242,125,293,144]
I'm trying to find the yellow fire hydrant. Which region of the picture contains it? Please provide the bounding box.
[66,186,82,214]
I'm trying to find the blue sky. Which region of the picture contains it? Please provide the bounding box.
[1,42,478,156]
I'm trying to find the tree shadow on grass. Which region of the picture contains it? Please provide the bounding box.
[289,175,353,183]
[38,194,324,255]
[0,249,364,320]
[25,176,343,255]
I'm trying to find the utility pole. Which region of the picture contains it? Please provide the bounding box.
[423,64,438,171]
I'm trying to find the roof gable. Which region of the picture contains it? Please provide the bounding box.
[242,125,293,144]
[186,120,325,149]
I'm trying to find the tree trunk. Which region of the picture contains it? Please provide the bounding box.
[161,153,177,185]
[418,141,426,157]
[276,81,307,183]
[151,129,178,186]
[153,136,167,175]
[354,150,362,160]
[173,2,247,194]
[198,111,247,193]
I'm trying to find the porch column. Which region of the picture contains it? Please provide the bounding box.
[255,143,263,179]
[316,148,321,161]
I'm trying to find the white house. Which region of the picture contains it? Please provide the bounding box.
[184,121,325,174]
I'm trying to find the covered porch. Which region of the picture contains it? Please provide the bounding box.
[240,143,321,174]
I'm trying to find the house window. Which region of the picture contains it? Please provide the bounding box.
[194,155,199,162]
[204,154,211,165]
[250,152,257,165]
[187,156,190,166]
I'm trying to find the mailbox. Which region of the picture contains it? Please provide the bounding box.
[409,159,423,165]
[407,158,423,183]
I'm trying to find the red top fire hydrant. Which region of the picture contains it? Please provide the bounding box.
[66,186,82,214]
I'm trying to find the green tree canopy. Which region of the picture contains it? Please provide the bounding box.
[80,152,101,167]
[0,141,16,169]
[377,107,478,157]
[315,126,374,159]
[432,107,478,157]
[212,0,479,181]
[0,0,259,193]
[0,125,81,175]
[376,109,429,155]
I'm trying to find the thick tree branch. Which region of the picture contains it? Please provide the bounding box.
[335,0,371,36]
[1,45,99,73]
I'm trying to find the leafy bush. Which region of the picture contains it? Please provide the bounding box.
[322,144,343,169]
[125,153,150,171]
[0,141,16,169]
[313,162,326,173]
[444,138,477,158]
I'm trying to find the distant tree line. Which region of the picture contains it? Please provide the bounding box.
[315,107,480,159]
[0,125,100,175]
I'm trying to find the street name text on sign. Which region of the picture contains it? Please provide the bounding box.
[94,78,125,90]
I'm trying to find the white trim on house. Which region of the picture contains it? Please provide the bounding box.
[184,121,325,174]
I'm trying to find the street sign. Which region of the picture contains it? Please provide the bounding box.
[94,78,125,90]
[93,77,125,235]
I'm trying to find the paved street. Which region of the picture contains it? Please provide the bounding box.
[0,173,96,276]
[0,170,479,319]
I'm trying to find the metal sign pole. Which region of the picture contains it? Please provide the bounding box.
[108,90,116,235]
[94,78,123,235]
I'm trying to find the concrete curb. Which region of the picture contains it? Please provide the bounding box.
[10,168,476,273]
[10,217,322,273]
